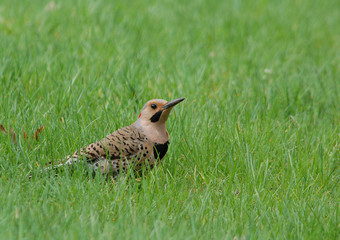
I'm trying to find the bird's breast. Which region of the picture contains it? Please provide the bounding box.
[153,141,169,160]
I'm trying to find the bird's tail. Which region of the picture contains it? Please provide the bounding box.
[28,157,77,179]
[43,157,78,171]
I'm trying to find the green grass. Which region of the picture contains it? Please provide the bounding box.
[0,0,339,239]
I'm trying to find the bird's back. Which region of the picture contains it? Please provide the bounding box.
[65,125,162,177]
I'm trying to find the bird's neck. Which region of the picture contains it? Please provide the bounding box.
[132,120,169,144]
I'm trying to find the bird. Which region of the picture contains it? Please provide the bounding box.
[53,97,185,179]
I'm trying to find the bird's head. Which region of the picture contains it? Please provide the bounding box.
[136,98,185,124]
[132,97,184,143]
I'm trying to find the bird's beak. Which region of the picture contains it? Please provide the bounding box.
[162,97,185,110]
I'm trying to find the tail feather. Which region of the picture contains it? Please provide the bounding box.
[43,157,78,171]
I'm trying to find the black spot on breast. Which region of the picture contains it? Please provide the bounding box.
[153,141,169,160]
[150,110,163,122]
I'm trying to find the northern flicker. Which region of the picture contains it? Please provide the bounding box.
[56,98,185,178]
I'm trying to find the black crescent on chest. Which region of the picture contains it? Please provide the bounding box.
[153,141,169,160]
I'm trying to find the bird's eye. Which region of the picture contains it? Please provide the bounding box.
[151,104,157,109]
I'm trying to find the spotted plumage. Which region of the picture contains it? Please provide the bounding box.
[54,98,185,179]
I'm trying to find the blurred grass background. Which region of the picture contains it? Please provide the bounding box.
[0,0,339,239]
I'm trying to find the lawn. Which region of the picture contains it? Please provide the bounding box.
[0,0,339,239]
